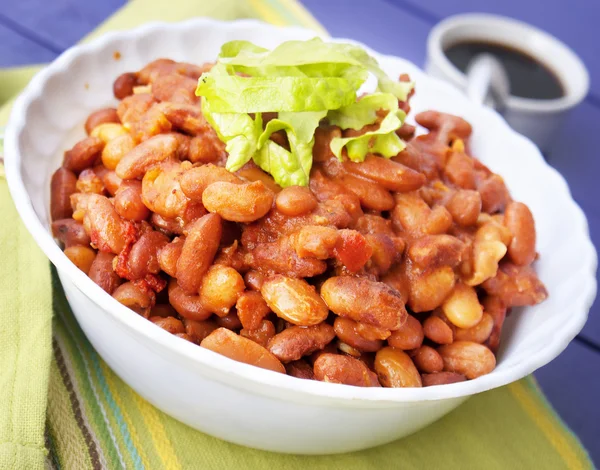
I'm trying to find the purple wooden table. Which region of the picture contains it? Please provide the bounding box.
[0,0,598,464]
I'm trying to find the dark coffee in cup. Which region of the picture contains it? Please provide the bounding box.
[444,41,564,100]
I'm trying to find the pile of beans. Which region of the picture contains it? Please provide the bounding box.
[50,58,547,388]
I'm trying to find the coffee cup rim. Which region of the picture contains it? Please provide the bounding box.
[427,13,590,113]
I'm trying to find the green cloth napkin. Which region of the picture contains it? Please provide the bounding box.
[0,0,593,468]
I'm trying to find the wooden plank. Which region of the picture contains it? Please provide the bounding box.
[0,24,56,67]
[0,0,125,51]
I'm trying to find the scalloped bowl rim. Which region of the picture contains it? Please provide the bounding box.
[4,18,597,404]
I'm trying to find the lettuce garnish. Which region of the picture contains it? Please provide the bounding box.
[196,38,413,187]
[328,93,407,161]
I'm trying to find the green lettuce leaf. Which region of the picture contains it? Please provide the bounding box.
[327,92,398,130]
[254,111,326,187]
[196,73,357,113]
[196,38,413,186]
[218,38,367,86]
[330,42,414,101]
[201,99,263,172]
[329,104,406,162]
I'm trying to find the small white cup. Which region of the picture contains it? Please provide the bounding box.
[425,13,589,150]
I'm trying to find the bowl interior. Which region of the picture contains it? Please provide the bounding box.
[6,19,596,402]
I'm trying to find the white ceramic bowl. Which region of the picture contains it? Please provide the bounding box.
[4,19,597,454]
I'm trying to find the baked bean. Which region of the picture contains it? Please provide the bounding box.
[77,194,136,253]
[421,372,467,387]
[483,262,548,307]
[344,154,426,192]
[444,149,476,189]
[113,72,138,99]
[152,213,184,236]
[184,319,218,344]
[407,234,464,269]
[275,186,318,216]
[155,102,208,134]
[175,333,194,342]
[63,137,104,173]
[244,270,265,291]
[152,74,198,105]
[52,219,91,248]
[321,277,407,330]
[333,317,383,352]
[338,341,361,357]
[365,233,396,275]
[88,252,121,294]
[309,170,362,222]
[142,160,192,219]
[116,133,179,180]
[188,135,226,164]
[180,164,241,201]
[423,316,453,345]
[176,213,222,294]
[240,320,276,347]
[482,296,507,353]
[85,108,120,135]
[99,169,122,196]
[504,201,536,266]
[215,311,242,330]
[340,173,395,211]
[235,164,282,194]
[236,291,270,330]
[76,169,104,194]
[261,275,329,326]
[267,323,335,363]
[442,282,483,329]
[285,360,315,380]
[392,142,439,180]
[375,347,422,388]
[113,281,153,316]
[454,313,494,344]
[120,231,169,280]
[150,304,177,318]
[477,174,511,214]
[130,104,173,142]
[117,93,155,131]
[114,180,150,221]
[64,246,96,274]
[392,192,452,236]
[416,110,472,137]
[411,345,444,373]
[203,181,274,223]
[381,264,410,302]
[150,316,185,335]
[462,218,511,286]
[168,279,211,321]
[356,323,391,341]
[199,265,245,316]
[313,353,380,387]
[201,328,285,373]
[158,236,184,277]
[406,264,456,313]
[353,215,395,236]
[102,134,136,170]
[51,167,78,221]
[438,341,496,379]
[289,225,338,259]
[387,315,424,350]
[90,123,129,143]
[446,190,481,226]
